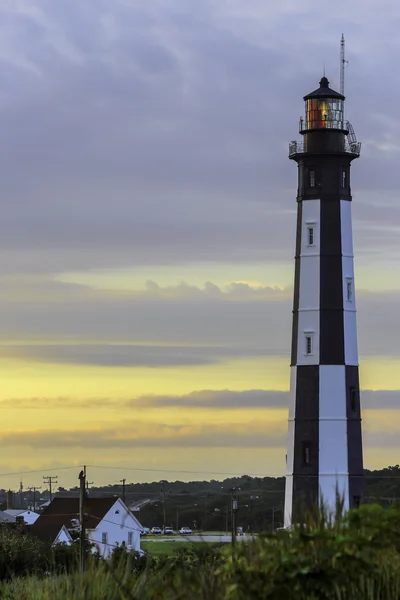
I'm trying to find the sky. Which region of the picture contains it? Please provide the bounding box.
[1,0,400,492]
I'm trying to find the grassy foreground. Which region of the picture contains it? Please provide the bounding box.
[3,503,400,599]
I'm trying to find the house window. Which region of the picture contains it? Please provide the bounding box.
[342,169,347,188]
[350,387,357,411]
[353,495,361,508]
[306,224,315,246]
[305,334,313,355]
[128,531,133,546]
[346,278,353,303]
[303,442,311,465]
[102,532,108,545]
[309,170,315,187]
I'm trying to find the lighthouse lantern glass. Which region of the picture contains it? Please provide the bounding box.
[305,98,344,130]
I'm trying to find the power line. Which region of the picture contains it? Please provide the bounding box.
[87,513,143,533]
[0,466,79,478]
[0,462,399,481]
[86,464,281,477]
[86,465,400,479]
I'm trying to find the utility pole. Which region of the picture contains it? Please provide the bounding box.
[160,480,167,530]
[28,486,41,511]
[43,475,58,502]
[226,499,229,534]
[272,506,281,532]
[176,506,179,532]
[86,480,94,494]
[231,489,237,549]
[19,481,23,509]
[79,467,86,572]
[120,479,126,502]
[230,487,240,559]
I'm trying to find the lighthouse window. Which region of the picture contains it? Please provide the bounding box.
[342,169,347,188]
[309,170,316,187]
[302,442,311,465]
[306,224,315,246]
[305,335,313,355]
[350,387,357,411]
[346,278,353,303]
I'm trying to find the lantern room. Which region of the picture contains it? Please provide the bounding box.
[300,76,345,132]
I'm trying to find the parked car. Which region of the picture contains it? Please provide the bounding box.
[140,527,150,536]
[151,527,162,534]
[179,527,192,535]
[163,527,174,535]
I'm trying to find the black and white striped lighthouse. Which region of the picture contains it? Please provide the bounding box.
[284,76,364,526]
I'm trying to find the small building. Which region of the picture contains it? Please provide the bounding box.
[37,496,141,557]
[3,509,40,525]
[29,519,73,546]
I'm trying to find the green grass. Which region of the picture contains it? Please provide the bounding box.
[141,541,193,555]
[141,540,222,555]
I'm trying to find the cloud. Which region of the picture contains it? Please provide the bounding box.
[0,0,400,482]
[0,275,292,303]
[132,389,287,409]
[0,344,218,368]
[0,420,286,449]
[361,391,400,410]
[133,390,400,410]
[0,0,399,278]
[0,344,278,368]
[138,280,289,302]
[1,389,398,411]
[0,404,399,450]
[0,390,287,411]
[2,285,400,358]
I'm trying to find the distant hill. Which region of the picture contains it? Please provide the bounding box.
[1,466,399,532]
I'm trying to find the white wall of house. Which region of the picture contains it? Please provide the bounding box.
[87,498,141,558]
[54,526,73,546]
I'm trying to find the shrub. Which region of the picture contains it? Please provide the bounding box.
[4,504,400,599]
[0,526,48,580]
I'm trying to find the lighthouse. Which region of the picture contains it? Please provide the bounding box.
[284,75,363,526]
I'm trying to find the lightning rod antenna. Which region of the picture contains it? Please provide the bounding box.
[340,34,347,97]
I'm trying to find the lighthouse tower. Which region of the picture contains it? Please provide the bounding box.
[284,76,363,526]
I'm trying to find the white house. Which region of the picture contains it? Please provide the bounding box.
[3,509,40,525]
[38,496,141,557]
[86,497,142,557]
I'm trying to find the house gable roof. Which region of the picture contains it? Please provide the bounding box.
[39,496,119,530]
[4,509,38,517]
[0,510,15,522]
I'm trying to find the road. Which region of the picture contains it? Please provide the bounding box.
[144,535,255,543]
